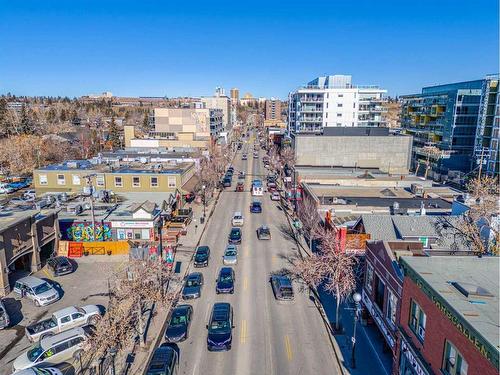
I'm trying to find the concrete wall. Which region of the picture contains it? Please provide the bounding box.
[294,135,413,174]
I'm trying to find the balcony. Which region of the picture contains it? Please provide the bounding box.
[299,97,323,103]
[299,117,323,122]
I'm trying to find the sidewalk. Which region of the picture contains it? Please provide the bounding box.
[121,191,221,375]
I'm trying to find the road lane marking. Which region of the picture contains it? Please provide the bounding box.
[243,277,248,291]
[240,319,247,344]
[284,335,293,361]
[43,269,51,278]
[272,255,277,265]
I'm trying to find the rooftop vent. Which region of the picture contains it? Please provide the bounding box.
[451,281,494,298]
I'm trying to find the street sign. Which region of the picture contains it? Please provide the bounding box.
[351,337,356,344]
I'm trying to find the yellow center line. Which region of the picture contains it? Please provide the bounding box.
[243,277,248,291]
[284,334,293,361]
[272,255,277,264]
[240,319,247,344]
[43,269,51,278]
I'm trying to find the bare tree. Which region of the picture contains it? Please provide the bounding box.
[293,227,357,331]
[297,197,322,251]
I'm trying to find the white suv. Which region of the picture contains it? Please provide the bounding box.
[231,212,244,226]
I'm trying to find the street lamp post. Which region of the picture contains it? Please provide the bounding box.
[202,185,206,219]
[351,292,362,369]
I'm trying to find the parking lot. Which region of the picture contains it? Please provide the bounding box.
[0,256,127,374]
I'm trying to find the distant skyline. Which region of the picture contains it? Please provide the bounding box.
[0,0,498,99]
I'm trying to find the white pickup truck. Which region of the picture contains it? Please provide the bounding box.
[25,305,101,342]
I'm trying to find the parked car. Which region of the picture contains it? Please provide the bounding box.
[23,189,37,201]
[146,344,179,375]
[216,267,235,294]
[193,246,210,267]
[165,305,193,343]
[242,154,247,160]
[231,212,244,226]
[25,305,101,342]
[228,227,242,244]
[13,367,63,375]
[236,182,244,192]
[46,256,74,277]
[271,192,280,201]
[182,273,204,300]
[12,327,88,372]
[0,183,14,194]
[223,245,238,265]
[250,201,262,213]
[257,226,271,240]
[267,182,277,192]
[222,177,232,188]
[253,152,259,159]
[13,276,60,307]
[270,275,295,301]
[207,303,234,351]
[0,299,10,329]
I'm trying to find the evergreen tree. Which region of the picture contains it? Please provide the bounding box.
[20,104,34,135]
[108,116,121,150]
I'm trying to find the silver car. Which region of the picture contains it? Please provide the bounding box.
[223,245,238,265]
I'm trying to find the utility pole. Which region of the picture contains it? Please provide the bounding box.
[85,175,97,241]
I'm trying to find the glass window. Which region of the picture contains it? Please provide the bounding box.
[132,176,140,188]
[134,231,141,240]
[71,313,84,320]
[151,176,159,187]
[374,275,385,310]
[114,176,123,187]
[72,175,81,185]
[409,299,426,342]
[60,315,71,324]
[337,113,342,117]
[168,177,176,188]
[39,174,48,185]
[96,174,105,187]
[338,103,343,107]
[443,340,468,375]
[365,263,374,293]
[386,289,397,325]
[57,174,66,185]
[69,337,84,347]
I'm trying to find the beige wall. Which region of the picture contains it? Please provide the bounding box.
[154,108,211,137]
[201,96,230,128]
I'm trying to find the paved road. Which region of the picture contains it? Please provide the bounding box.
[174,141,339,375]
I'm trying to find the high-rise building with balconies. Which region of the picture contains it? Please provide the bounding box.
[288,75,387,134]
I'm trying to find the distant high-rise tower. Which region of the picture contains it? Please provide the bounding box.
[265,98,282,120]
[230,88,239,102]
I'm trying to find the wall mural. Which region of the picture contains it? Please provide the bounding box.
[61,221,112,242]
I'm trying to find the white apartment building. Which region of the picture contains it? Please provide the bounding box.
[288,75,387,133]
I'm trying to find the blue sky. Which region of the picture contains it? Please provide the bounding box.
[0,0,498,98]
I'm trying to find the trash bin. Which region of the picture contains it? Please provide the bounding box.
[200,216,205,224]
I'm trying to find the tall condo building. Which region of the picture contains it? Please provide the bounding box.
[288,75,387,134]
[401,75,499,181]
[201,88,232,131]
[230,88,239,103]
[265,98,282,120]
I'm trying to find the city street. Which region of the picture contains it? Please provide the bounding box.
[172,141,339,375]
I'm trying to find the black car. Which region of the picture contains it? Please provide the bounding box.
[165,305,193,343]
[228,227,242,244]
[146,345,179,375]
[207,303,234,351]
[47,256,74,277]
[194,246,210,267]
[216,267,235,294]
[182,273,204,299]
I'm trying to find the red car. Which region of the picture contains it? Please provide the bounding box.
[236,182,244,192]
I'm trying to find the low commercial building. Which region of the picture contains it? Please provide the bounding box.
[0,209,59,296]
[397,256,499,375]
[292,127,413,175]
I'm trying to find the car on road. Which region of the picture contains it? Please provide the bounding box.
[231,212,244,226]
[146,344,179,375]
[223,245,238,265]
[250,201,262,213]
[253,152,259,159]
[207,303,234,351]
[222,177,232,188]
[13,367,63,375]
[46,256,74,277]
[257,226,271,240]
[165,305,193,343]
[26,305,101,342]
[193,246,210,267]
[216,267,235,294]
[271,191,280,201]
[228,227,242,244]
[270,275,295,301]
[13,327,88,372]
[13,276,60,307]
[182,272,204,300]
[0,299,10,329]
[242,154,247,160]
[236,182,244,192]
[267,182,277,192]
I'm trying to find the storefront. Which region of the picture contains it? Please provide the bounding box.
[398,334,432,375]
[112,220,159,241]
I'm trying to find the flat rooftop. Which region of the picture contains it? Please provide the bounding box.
[36,160,194,174]
[0,208,55,232]
[401,256,499,356]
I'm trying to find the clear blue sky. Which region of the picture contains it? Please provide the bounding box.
[0,0,498,99]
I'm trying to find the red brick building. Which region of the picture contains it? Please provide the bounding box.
[396,256,499,375]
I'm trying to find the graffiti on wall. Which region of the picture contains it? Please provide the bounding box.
[62,222,112,242]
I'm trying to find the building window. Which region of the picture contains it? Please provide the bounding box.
[57,174,66,185]
[338,94,343,98]
[114,176,123,187]
[39,174,48,185]
[374,274,385,310]
[168,176,176,188]
[365,263,374,293]
[409,299,426,342]
[151,176,159,187]
[72,175,81,185]
[442,340,468,375]
[96,174,105,187]
[386,289,397,325]
[338,103,343,107]
[337,113,342,117]
[132,176,140,188]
